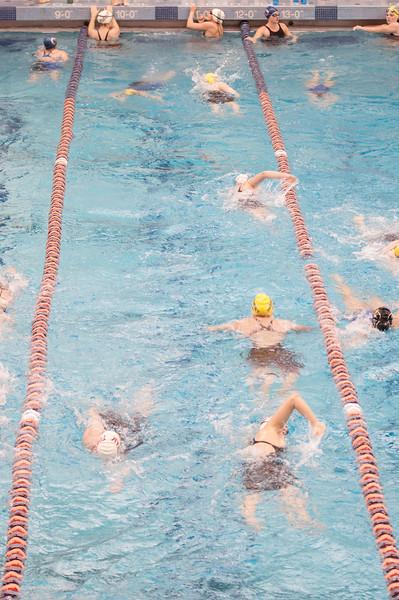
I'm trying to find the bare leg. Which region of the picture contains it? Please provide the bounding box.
[246,206,274,223]
[210,104,222,114]
[241,493,262,531]
[278,371,298,397]
[279,486,315,528]
[306,70,320,88]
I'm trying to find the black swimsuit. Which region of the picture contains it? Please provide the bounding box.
[97,28,110,41]
[265,24,286,38]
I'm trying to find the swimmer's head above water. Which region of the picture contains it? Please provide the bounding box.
[235,174,249,185]
[252,293,273,317]
[209,8,225,23]
[264,5,279,19]
[96,8,113,24]
[96,430,121,459]
[43,37,57,50]
[386,4,399,20]
[371,307,393,332]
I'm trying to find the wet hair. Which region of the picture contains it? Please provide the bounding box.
[371,307,393,332]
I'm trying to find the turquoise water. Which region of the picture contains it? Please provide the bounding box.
[1,30,399,598]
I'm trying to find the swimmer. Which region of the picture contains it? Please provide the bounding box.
[306,70,338,108]
[83,384,155,492]
[208,293,312,397]
[241,391,325,531]
[201,73,240,114]
[30,37,68,82]
[111,70,176,102]
[88,6,120,44]
[332,273,399,348]
[186,4,224,39]
[248,6,297,44]
[0,266,27,327]
[353,215,399,275]
[232,170,298,223]
[353,4,399,37]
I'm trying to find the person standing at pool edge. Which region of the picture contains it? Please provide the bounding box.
[208,293,311,396]
[353,4,399,36]
[186,4,225,39]
[248,6,296,43]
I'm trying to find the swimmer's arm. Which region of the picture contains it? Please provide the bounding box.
[392,313,399,329]
[353,23,395,33]
[281,23,297,42]
[59,50,69,62]
[186,4,211,30]
[274,318,311,333]
[208,320,237,332]
[268,392,325,436]
[247,171,297,188]
[107,17,120,40]
[248,26,267,43]
[88,6,98,38]
[83,408,104,451]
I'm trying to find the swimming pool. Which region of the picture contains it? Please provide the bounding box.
[1,29,399,598]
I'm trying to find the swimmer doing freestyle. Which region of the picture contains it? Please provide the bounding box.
[233,170,297,222]
[241,391,325,531]
[202,73,240,114]
[332,273,399,348]
[82,383,155,492]
[209,293,312,396]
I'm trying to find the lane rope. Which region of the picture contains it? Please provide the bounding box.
[1,27,88,600]
[240,20,399,599]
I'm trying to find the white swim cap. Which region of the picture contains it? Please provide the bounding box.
[96,430,121,458]
[235,174,249,185]
[210,8,225,23]
[96,9,113,24]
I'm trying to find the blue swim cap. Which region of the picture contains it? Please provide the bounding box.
[43,37,57,50]
[264,5,278,18]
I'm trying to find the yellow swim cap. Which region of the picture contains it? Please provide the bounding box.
[124,88,137,96]
[252,293,273,317]
[204,72,217,85]
[393,245,399,257]
[387,4,399,16]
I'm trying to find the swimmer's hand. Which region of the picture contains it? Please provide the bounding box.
[353,25,363,31]
[247,37,256,44]
[190,3,197,11]
[311,420,326,438]
[281,174,298,190]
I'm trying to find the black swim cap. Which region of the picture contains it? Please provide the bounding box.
[371,307,393,332]
[265,5,278,18]
[43,37,57,50]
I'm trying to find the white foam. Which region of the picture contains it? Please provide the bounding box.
[0,363,14,406]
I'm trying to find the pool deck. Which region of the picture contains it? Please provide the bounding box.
[0,0,390,26]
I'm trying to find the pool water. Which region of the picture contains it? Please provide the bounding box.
[1,29,399,599]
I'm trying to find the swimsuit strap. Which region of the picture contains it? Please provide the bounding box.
[254,317,273,331]
[252,438,283,452]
